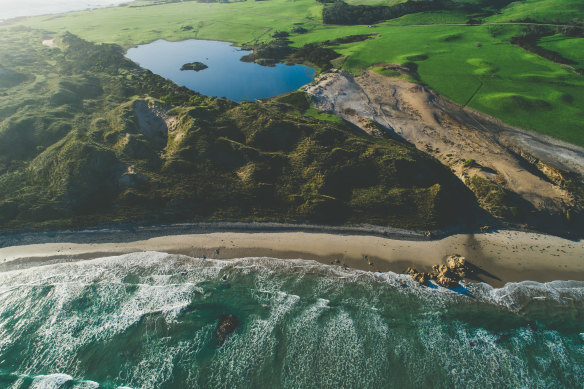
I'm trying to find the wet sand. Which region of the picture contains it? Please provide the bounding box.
[1,229,583,287]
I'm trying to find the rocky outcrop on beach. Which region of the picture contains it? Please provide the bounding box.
[215,314,239,345]
[406,255,475,287]
[445,254,473,278]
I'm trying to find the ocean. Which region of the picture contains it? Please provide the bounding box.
[0,252,582,388]
[0,0,130,21]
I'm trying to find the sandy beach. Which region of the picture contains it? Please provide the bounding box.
[1,227,583,287]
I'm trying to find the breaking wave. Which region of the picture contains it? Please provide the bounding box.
[0,252,582,388]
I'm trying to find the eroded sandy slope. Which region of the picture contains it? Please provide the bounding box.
[305,70,584,220]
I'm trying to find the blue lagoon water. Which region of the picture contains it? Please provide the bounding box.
[0,252,583,388]
[125,39,316,102]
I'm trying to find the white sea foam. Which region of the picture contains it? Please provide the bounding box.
[3,251,583,309]
[30,374,73,388]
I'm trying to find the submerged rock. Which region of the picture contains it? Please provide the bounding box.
[215,314,239,345]
[180,61,208,71]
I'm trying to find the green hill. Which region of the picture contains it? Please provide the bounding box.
[0,30,476,231]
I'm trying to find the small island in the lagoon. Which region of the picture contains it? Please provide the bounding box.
[180,61,208,71]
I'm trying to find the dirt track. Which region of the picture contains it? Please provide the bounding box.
[305,70,584,220]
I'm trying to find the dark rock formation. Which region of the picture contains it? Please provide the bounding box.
[180,62,208,71]
[291,27,308,34]
[272,31,290,39]
[215,314,239,345]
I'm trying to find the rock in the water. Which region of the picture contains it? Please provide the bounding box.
[180,61,208,71]
[215,314,239,345]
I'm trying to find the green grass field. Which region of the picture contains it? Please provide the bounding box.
[5,0,584,146]
[14,0,323,48]
[539,34,584,65]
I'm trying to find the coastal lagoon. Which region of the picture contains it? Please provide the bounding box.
[0,252,583,387]
[125,39,316,102]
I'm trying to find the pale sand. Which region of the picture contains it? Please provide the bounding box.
[41,39,56,48]
[1,230,583,287]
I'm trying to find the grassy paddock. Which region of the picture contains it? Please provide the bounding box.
[293,22,584,145]
[16,0,323,48]
[486,0,584,23]
[538,35,584,65]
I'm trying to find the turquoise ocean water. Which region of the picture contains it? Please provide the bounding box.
[0,252,582,388]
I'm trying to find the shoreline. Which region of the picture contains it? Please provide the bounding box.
[1,226,583,288]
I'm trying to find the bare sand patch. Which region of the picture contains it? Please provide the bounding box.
[305,70,584,228]
[42,39,56,48]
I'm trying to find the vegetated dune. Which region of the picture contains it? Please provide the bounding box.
[305,68,584,233]
[0,31,481,232]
